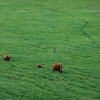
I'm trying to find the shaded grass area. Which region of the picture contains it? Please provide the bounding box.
[0,0,100,100]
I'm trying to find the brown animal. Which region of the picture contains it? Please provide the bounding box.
[52,63,62,73]
[36,64,42,68]
[3,55,11,61]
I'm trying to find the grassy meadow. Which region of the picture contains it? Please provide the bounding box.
[0,0,100,100]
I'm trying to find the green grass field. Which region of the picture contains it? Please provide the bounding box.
[0,0,100,100]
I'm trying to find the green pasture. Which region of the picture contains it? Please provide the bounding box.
[0,0,100,100]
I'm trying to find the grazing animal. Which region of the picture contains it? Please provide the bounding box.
[36,64,42,68]
[3,55,11,61]
[52,63,62,73]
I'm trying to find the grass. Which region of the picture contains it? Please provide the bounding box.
[0,0,100,100]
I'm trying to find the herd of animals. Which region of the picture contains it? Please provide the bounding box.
[3,55,62,73]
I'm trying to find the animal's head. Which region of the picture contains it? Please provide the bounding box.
[59,64,62,73]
